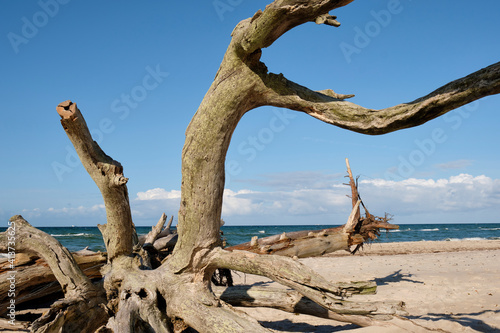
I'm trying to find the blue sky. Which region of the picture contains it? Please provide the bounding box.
[1,0,499,227]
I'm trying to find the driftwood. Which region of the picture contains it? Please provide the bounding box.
[139,214,174,246]
[0,214,176,316]
[3,0,498,330]
[0,251,106,315]
[0,160,397,326]
[214,284,402,327]
[227,159,398,257]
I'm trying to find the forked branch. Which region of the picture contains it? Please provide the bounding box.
[228,0,500,135]
[259,62,500,135]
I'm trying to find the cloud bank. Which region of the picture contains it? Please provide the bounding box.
[10,173,499,226]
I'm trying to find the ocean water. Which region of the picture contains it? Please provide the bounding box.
[2,223,499,253]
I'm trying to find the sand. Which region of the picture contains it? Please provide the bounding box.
[2,240,499,332]
[232,240,500,332]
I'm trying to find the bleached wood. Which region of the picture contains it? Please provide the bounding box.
[56,100,135,260]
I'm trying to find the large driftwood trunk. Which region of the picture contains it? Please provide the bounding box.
[0,251,106,316]
[1,1,499,332]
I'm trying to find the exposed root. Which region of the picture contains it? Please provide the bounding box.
[31,295,108,333]
[210,248,407,323]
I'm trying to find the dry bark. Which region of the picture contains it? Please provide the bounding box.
[0,251,106,314]
[2,1,499,332]
[0,216,109,332]
[226,161,397,257]
[56,100,136,260]
[214,285,394,327]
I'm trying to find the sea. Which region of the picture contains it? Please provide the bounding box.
[2,223,499,253]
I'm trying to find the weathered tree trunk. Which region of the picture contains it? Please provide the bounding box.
[0,216,109,332]
[56,100,136,260]
[2,1,500,332]
[213,284,399,327]
[0,250,106,314]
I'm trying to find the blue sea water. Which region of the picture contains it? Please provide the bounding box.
[2,223,499,252]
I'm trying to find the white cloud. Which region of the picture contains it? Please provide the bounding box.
[136,188,181,200]
[15,173,499,226]
[129,173,500,222]
[360,174,500,213]
[221,188,350,217]
[223,189,261,215]
[45,205,106,216]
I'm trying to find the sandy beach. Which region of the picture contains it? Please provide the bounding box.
[232,240,500,332]
[2,240,499,332]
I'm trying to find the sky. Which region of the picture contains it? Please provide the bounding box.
[1,0,499,227]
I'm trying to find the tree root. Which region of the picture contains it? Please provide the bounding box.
[31,295,108,333]
[210,248,407,320]
[214,285,394,327]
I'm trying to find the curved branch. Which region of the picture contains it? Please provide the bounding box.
[210,248,406,317]
[234,0,353,55]
[56,100,135,259]
[260,61,500,135]
[0,216,109,332]
[229,0,500,134]
[1,215,97,298]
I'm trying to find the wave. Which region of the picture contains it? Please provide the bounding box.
[445,237,486,241]
[50,233,93,237]
[258,230,265,234]
[479,227,500,231]
[389,228,411,232]
[420,228,439,232]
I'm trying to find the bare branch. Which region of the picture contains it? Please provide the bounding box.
[233,0,354,55]
[315,13,341,27]
[1,215,97,299]
[260,62,500,135]
[144,213,168,246]
[165,281,271,333]
[210,248,406,317]
[345,158,361,222]
[56,100,135,259]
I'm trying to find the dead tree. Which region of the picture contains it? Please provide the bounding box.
[1,0,499,332]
